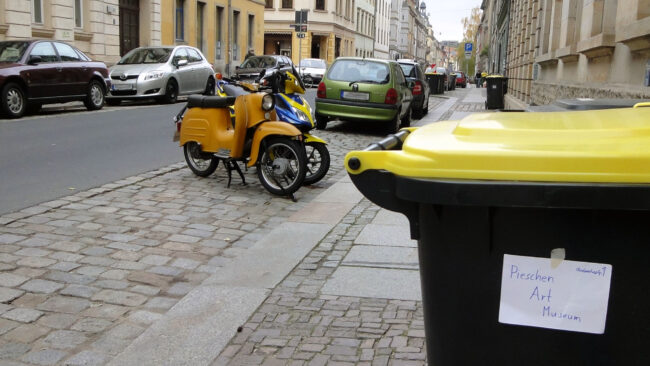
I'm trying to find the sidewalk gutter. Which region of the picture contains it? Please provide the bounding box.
[108,174,363,366]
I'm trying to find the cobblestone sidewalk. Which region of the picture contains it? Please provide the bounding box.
[214,200,426,366]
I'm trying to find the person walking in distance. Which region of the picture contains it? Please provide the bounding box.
[245,49,255,60]
[475,71,482,88]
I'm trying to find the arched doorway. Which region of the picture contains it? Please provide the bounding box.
[119,0,140,56]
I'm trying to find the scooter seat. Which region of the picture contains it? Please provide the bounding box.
[187,95,236,109]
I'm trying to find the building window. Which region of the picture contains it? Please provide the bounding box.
[248,14,254,49]
[233,10,239,60]
[265,0,273,8]
[197,2,205,51]
[216,6,223,59]
[282,0,292,9]
[74,0,82,28]
[32,0,43,23]
[316,0,325,10]
[175,0,184,40]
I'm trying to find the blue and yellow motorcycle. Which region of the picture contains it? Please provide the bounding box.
[216,68,330,185]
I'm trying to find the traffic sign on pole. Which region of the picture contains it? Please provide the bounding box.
[464,42,473,53]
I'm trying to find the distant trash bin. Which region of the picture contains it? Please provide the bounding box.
[426,73,445,95]
[345,105,650,366]
[485,74,506,109]
[448,74,456,91]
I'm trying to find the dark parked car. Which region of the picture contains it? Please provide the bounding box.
[455,71,467,88]
[234,55,294,83]
[0,40,111,118]
[398,59,430,118]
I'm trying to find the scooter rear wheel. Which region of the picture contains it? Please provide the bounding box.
[184,142,219,177]
[257,137,306,196]
[303,142,330,185]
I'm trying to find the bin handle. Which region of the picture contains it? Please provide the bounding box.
[364,130,411,151]
[633,102,650,108]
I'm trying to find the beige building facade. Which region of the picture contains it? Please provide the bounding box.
[0,0,161,64]
[262,0,356,66]
[160,0,265,75]
[504,0,650,108]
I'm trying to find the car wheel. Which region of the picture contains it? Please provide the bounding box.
[315,114,328,130]
[400,106,411,128]
[203,77,215,96]
[1,82,27,118]
[106,99,122,106]
[162,79,178,104]
[84,80,105,110]
[385,109,401,134]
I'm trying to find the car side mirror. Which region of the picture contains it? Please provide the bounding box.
[28,55,42,65]
[407,80,415,88]
[176,59,188,67]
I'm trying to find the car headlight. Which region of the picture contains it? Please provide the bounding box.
[261,93,275,111]
[144,71,165,80]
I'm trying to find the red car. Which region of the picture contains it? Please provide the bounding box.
[455,72,467,88]
[0,40,111,118]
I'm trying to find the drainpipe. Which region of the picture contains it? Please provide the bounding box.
[226,0,232,76]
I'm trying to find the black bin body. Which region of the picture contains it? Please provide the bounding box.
[349,171,650,366]
[448,74,456,90]
[486,76,506,109]
[427,74,444,95]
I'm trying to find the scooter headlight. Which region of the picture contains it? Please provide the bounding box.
[294,109,310,122]
[261,93,275,111]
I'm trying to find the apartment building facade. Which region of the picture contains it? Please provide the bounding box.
[262,0,356,66]
[374,0,390,59]
[530,0,650,106]
[160,0,264,75]
[354,0,375,57]
[0,0,161,64]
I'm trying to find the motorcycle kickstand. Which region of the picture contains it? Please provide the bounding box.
[225,160,246,188]
[269,173,296,202]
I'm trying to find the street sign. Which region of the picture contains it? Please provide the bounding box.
[464,42,473,53]
[297,33,306,39]
[465,52,471,59]
[293,24,307,32]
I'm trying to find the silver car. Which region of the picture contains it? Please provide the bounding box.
[106,46,215,105]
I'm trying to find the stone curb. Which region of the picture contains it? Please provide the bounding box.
[0,162,187,226]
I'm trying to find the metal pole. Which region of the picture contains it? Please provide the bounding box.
[226,0,232,77]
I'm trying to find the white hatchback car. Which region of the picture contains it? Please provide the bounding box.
[298,58,327,85]
[106,46,215,105]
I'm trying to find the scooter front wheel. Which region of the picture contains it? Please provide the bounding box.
[303,142,330,185]
[184,142,219,177]
[257,137,306,196]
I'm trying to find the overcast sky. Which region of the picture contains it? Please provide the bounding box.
[422,0,482,42]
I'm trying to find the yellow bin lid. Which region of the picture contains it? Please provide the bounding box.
[345,107,650,184]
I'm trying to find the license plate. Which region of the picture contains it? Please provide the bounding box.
[113,84,133,90]
[341,91,369,101]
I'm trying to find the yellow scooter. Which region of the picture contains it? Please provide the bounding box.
[173,83,307,198]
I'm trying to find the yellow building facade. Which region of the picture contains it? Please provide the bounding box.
[160,0,265,75]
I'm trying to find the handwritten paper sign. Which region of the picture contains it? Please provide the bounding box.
[499,254,612,334]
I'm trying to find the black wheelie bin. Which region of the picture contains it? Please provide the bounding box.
[485,74,507,109]
[345,104,650,365]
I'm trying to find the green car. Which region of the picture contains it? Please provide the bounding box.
[315,57,414,133]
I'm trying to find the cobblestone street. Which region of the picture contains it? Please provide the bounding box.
[0,86,485,366]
